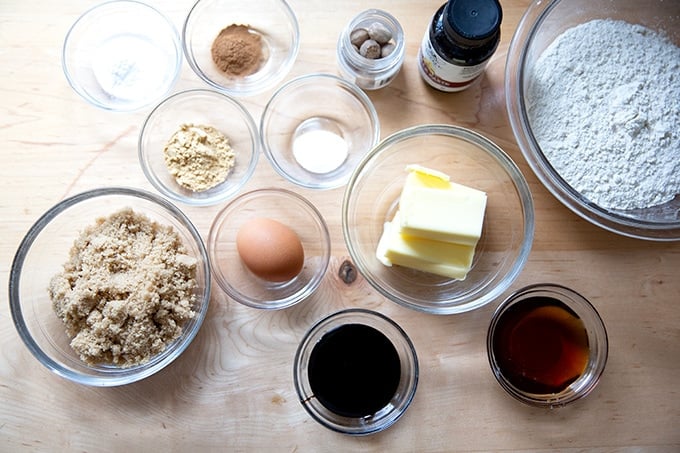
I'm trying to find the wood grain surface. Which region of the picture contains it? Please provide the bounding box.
[1,0,679,451]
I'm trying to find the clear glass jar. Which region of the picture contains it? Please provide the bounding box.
[336,9,405,90]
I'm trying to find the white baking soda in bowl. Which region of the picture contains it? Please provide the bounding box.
[292,118,349,174]
[92,33,176,102]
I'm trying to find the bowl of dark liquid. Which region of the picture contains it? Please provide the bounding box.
[487,284,608,407]
[294,308,418,435]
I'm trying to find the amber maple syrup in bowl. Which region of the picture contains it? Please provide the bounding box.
[487,284,608,407]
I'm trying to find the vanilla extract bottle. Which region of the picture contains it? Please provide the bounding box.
[419,0,502,92]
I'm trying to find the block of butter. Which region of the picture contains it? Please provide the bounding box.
[376,211,475,280]
[398,165,487,247]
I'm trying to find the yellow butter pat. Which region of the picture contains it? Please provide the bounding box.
[399,165,487,246]
[376,211,475,280]
[403,164,451,188]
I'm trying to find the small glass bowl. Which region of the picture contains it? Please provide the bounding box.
[62,0,182,111]
[139,89,259,206]
[8,187,211,386]
[343,124,534,315]
[261,73,380,190]
[182,0,299,97]
[487,283,609,407]
[294,308,419,435]
[208,188,331,310]
[506,0,680,240]
[336,9,406,90]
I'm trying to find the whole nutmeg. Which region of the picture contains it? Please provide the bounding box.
[381,42,396,58]
[350,28,369,47]
[367,22,392,45]
[359,39,381,59]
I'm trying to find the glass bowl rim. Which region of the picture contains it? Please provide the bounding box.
[181,0,301,97]
[8,186,211,386]
[486,282,609,407]
[259,72,381,190]
[293,307,419,435]
[342,123,535,315]
[138,88,260,206]
[61,0,183,112]
[207,187,331,309]
[504,0,680,241]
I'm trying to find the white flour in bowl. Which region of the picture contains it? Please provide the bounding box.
[526,19,680,211]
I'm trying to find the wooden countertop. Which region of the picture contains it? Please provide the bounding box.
[1,0,678,450]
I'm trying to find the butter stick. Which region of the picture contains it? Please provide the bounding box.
[376,211,475,280]
[398,165,487,247]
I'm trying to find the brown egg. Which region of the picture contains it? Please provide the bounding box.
[236,217,305,282]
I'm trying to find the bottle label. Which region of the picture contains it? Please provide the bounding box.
[418,34,489,92]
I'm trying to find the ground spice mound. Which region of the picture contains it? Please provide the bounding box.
[48,208,198,367]
[211,24,264,77]
[163,123,236,192]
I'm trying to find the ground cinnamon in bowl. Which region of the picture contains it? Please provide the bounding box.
[211,24,264,77]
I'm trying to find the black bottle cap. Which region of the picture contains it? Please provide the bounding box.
[444,0,502,47]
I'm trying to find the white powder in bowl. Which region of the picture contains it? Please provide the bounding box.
[526,19,680,211]
[293,129,349,174]
[92,34,175,103]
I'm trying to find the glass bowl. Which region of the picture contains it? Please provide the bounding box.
[293,308,418,435]
[8,187,211,386]
[506,0,680,240]
[343,124,534,315]
[208,188,331,310]
[182,0,299,97]
[62,0,182,111]
[487,283,608,407]
[260,73,380,190]
[138,89,259,206]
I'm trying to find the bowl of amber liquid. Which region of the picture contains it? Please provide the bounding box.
[487,284,608,407]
